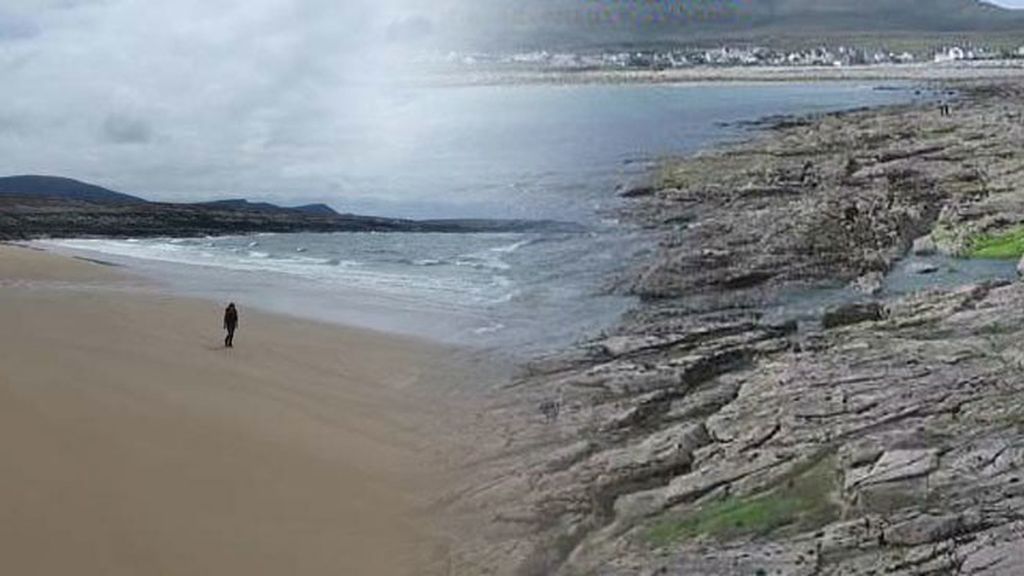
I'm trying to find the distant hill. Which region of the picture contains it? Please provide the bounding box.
[0,175,579,239]
[292,204,341,217]
[0,175,146,205]
[196,199,341,217]
[449,0,1024,49]
[0,177,342,218]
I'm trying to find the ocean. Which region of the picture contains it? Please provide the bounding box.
[41,82,929,353]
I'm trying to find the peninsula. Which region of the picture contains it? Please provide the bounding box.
[0,175,580,239]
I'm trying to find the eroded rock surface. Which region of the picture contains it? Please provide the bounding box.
[441,81,1024,576]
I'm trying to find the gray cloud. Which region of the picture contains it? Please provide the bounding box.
[0,10,40,41]
[101,114,151,144]
[0,0,491,210]
[0,114,25,135]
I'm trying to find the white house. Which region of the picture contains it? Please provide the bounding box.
[934,47,966,63]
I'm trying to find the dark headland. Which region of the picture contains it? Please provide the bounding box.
[0,175,581,239]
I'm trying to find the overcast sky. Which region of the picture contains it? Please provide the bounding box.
[0,0,466,212]
[1,1,1022,214]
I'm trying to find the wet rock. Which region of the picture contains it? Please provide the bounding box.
[621,184,656,198]
[822,302,885,329]
[908,262,940,275]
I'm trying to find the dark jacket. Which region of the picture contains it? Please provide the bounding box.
[224,306,238,330]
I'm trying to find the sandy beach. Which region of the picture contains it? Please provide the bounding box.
[0,244,467,576]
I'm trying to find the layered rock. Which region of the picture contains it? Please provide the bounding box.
[441,81,1024,575]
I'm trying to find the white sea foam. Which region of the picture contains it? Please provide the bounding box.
[473,322,506,335]
[39,235,511,306]
[490,239,531,254]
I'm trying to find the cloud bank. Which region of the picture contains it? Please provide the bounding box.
[0,0,469,211]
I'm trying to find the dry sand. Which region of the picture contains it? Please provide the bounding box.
[0,244,473,576]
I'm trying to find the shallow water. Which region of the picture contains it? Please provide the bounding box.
[884,254,1018,294]
[757,254,1019,331]
[334,81,931,220]
[44,231,644,354]
[42,82,931,352]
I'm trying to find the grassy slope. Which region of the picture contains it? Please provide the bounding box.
[968,227,1024,259]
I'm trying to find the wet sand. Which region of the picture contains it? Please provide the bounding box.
[0,244,466,576]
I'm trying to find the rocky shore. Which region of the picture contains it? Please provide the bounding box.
[442,81,1024,575]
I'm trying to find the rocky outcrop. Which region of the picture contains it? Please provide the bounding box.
[440,80,1024,576]
[447,280,1024,576]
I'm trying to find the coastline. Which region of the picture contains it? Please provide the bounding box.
[0,244,477,576]
[17,82,926,359]
[427,61,1024,87]
[442,79,1024,574]
[9,76,1024,575]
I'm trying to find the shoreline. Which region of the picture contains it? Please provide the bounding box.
[17,81,927,359]
[28,238,540,360]
[0,243,482,576]
[7,77,1024,575]
[26,238,487,348]
[426,61,1024,87]
[442,79,1024,575]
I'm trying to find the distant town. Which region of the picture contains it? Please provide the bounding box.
[437,43,1024,71]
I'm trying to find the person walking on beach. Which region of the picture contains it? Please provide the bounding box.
[223,302,239,348]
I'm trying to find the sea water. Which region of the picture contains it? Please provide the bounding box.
[42,82,927,352]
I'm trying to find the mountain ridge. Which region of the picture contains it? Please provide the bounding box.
[0,175,147,205]
[447,0,1024,49]
[0,176,346,217]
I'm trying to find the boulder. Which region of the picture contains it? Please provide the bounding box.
[1017,254,1024,277]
